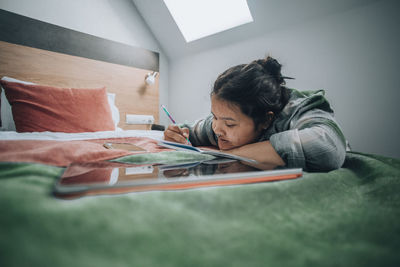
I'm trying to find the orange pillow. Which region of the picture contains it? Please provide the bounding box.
[0,80,115,133]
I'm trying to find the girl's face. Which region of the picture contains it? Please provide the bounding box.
[211,95,265,150]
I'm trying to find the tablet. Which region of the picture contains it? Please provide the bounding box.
[53,160,302,199]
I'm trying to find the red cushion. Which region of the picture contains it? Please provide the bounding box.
[0,80,115,133]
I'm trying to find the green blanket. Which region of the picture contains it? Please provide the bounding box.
[0,152,399,267]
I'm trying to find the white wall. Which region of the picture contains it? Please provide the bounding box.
[168,0,400,158]
[0,0,170,126]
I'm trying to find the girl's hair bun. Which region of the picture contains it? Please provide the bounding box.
[256,56,284,84]
[256,56,294,85]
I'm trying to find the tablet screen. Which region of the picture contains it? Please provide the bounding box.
[54,160,302,199]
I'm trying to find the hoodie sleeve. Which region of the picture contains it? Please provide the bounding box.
[180,115,217,147]
[269,109,347,171]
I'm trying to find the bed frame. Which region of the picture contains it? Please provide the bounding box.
[0,9,160,130]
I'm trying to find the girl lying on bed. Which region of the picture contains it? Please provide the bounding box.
[164,56,347,171]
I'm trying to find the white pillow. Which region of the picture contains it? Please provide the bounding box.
[105,92,120,130]
[0,77,120,131]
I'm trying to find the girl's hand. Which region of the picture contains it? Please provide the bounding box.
[164,125,190,144]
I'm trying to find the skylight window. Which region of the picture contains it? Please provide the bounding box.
[163,0,253,42]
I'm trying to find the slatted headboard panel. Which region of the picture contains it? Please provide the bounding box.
[0,9,159,130]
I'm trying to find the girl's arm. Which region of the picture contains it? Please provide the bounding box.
[227,141,286,167]
[180,115,218,147]
[268,123,347,171]
[228,122,346,172]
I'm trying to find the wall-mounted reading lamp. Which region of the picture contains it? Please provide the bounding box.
[145,71,158,85]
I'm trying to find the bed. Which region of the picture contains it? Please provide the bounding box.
[1,9,399,267]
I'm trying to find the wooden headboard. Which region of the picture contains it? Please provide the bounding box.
[0,9,159,130]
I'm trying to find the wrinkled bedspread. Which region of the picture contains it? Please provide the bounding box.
[0,149,399,267]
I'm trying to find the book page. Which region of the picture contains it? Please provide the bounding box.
[157,140,257,164]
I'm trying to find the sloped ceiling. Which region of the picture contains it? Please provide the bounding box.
[132,0,380,60]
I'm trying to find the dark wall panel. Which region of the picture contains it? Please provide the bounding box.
[0,9,159,71]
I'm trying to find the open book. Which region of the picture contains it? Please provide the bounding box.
[157,140,258,164]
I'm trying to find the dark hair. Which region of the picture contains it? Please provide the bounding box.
[211,56,292,128]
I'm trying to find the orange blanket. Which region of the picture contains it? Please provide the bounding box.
[0,137,165,167]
